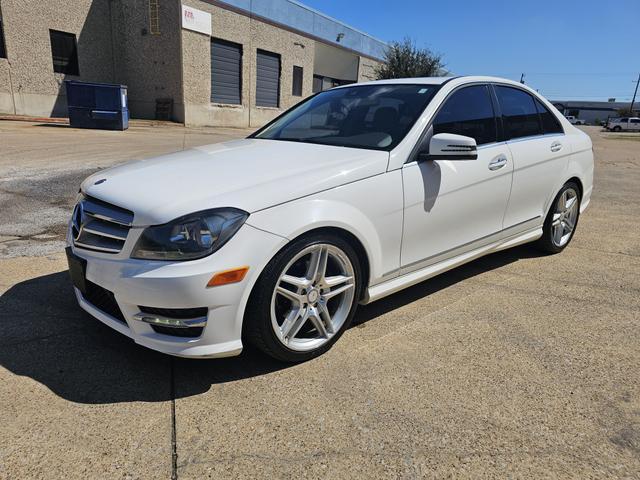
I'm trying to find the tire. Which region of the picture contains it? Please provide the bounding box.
[536,182,581,254]
[613,126,622,132]
[244,232,362,362]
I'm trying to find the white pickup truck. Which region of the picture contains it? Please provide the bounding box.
[565,115,586,125]
[606,117,640,132]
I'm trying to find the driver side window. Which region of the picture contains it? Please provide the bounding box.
[432,85,498,145]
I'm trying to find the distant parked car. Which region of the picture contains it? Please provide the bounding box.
[606,117,640,132]
[565,115,586,125]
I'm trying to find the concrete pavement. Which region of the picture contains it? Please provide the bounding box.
[0,125,638,479]
[0,120,253,257]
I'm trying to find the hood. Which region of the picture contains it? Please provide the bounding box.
[81,139,389,226]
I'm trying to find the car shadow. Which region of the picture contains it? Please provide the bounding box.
[0,244,544,404]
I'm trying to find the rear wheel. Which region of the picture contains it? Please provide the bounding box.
[244,233,361,362]
[536,182,581,254]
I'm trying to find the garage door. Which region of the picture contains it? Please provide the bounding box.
[211,39,242,105]
[256,50,280,108]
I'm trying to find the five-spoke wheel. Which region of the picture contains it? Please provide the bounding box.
[271,243,355,351]
[245,234,361,362]
[537,181,581,253]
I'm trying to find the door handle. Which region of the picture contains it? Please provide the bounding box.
[488,155,507,171]
[550,141,563,152]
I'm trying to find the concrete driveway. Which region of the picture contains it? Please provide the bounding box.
[0,123,638,479]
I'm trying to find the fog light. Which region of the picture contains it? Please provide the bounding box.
[133,312,207,328]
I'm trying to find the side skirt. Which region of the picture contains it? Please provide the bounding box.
[361,227,542,304]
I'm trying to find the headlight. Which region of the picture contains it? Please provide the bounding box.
[131,208,248,261]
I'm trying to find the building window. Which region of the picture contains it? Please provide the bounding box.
[210,38,242,105]
[0,15,7,58]
[49,30,79,75]
[148,0,160,35]
[256,49,280,108]
[312,74,353,93]
[292,66,303,96]
[312,75,322,93]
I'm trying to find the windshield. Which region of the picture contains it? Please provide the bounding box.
[252,84,439,151]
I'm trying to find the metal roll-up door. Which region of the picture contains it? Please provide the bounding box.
[256,50,280,108]
[211,39,242,105]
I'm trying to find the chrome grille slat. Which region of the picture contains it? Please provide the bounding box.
[74,241,122,254]
[82,197,134,226]
[72,196,134,254]
[83,218,129,241]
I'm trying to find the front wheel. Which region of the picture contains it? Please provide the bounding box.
[536,182,581,254]
[244,233,362,362]
[613,126,622,132]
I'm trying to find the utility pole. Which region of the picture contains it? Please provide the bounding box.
[520,73,525,84]
[630,73,640,115]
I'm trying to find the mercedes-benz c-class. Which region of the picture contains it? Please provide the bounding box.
[66,76,594,362]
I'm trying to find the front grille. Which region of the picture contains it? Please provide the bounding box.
[140,306,207,338]
[83,280,127,325]
[72,196,134,254]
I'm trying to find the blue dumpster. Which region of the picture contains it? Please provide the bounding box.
[65,80,129,130]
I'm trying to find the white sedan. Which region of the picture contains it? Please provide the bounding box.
[66,76,594,362]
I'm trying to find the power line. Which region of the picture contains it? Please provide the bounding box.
[486,72,637,76]
[542,94,633,98]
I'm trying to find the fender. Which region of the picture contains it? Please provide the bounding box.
[246,170,405,286]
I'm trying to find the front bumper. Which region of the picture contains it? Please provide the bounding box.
[67,223,286,358]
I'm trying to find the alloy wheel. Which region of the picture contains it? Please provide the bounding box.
[551,187,579,247]
[270,243,356,352]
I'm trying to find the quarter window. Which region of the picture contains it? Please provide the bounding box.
[534,98,563,134]
[49,30,79,75]
[432,85,497,145]
[495,86,542,140]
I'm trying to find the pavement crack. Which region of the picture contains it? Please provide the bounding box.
[170,357,178,480]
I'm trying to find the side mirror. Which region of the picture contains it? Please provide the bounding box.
[418,133,478,161]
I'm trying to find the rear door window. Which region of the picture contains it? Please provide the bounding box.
[495,86,542,140]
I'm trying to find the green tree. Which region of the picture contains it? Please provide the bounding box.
[375,38,445,80]
[617,108,632,117]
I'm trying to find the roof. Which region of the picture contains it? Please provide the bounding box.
[215,0,387,60]
[346,76,530,88]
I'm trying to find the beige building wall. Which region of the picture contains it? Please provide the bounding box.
[110,0,183,120]
[180,0,314,128]
[358,57,381,83]
[0,0,183,120]
[0,0,115,116]
[0,0,384,125]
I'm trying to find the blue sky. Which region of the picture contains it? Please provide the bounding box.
[302,0,640,102]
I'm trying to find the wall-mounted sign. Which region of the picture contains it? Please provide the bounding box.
[181,5,211,36]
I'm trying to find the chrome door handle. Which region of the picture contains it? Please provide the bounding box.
[488,155,507,171]
[550,141,563,152]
